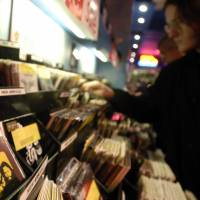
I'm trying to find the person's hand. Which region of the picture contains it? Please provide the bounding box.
[81,80,114,99]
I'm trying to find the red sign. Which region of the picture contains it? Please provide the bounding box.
[82,0,100,39]
[109,43,120,67]
[64,0,100,39]
[64,0,83,20]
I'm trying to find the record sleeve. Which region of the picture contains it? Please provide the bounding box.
[2,113,56,173]
[0,136,25,199]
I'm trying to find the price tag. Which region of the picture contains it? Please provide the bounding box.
[0,88,25,96]
[11,123,41,151]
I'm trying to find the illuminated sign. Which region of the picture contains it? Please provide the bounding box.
[138,54,158,68]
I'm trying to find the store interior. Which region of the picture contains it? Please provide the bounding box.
[0,0,199,199]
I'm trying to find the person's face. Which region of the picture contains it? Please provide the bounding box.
[159,49,172,64]
[165,4,198,53]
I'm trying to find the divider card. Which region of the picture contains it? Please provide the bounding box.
[2,114,56,172]
[11,123,41,151]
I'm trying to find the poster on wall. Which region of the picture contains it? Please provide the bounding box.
[64,0,83,20]
[64,0,100,40]
[82,0,100,40]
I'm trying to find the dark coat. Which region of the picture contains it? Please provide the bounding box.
[111,50,200,197]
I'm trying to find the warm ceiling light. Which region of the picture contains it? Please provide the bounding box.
[132,44,138,49]
[139,4,148,12]
[90,1,97,11]
[93,49,108,62]
[129,57,135,63]
[72,48,80,60]
[131,52,136,57]
[137,17,145,24]
[134,34,141,40]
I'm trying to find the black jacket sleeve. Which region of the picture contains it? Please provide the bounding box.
[109,65,173,123]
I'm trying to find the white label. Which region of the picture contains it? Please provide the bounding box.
[0,122,5,137]
[19,157,48,200]
[0,40,19,48]
[0,88,25,96]
[60,132,78,152]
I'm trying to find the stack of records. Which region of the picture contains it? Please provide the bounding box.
[37,177,63,200]
[138,176,187,200]
[46,105,98,143]
[97,116,134,138]
[37,65,54,91]
[56,157,101,200]
[53,71,81,91]
[139,159,176,181]
[62,87,108,108]
[0,59,39,93]
[82,134,131,192]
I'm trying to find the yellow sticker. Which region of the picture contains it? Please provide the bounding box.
[86,180,100,200]
[19,63,36,74]
[0,152,13,192]
[11,123,41,151]
[78,113,95,131]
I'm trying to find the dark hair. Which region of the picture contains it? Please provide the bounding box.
[179,0,200,25]
[164,0,200,25]
[164,0,179,10]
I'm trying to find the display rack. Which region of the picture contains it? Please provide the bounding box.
[0,88,126,200]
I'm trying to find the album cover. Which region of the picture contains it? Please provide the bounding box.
[0,61,12,86]
[37,65,54,91]
[19,62,39,93]
[85,180,102,200]
[81,136,131,191]
[19,157,48,200]
[139,159,176,181]
[2,114,55,173]
[0,136,25,199]
[46,107,95,143]
[56,157,95,200]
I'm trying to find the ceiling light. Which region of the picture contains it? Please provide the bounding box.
[72,48,80,60]
[137,17,145,24]
[129,58,135,63]
[132,44,138,49]
[134,34,141,40]
[139,4,148,12]
[131,52,136,57]
[90,1,97,11]
[79,47,96,73]
[93,49,108,62]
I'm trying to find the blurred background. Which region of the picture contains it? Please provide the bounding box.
[0,0,167,89]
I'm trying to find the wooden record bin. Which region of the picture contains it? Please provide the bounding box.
[0,90,123,200]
